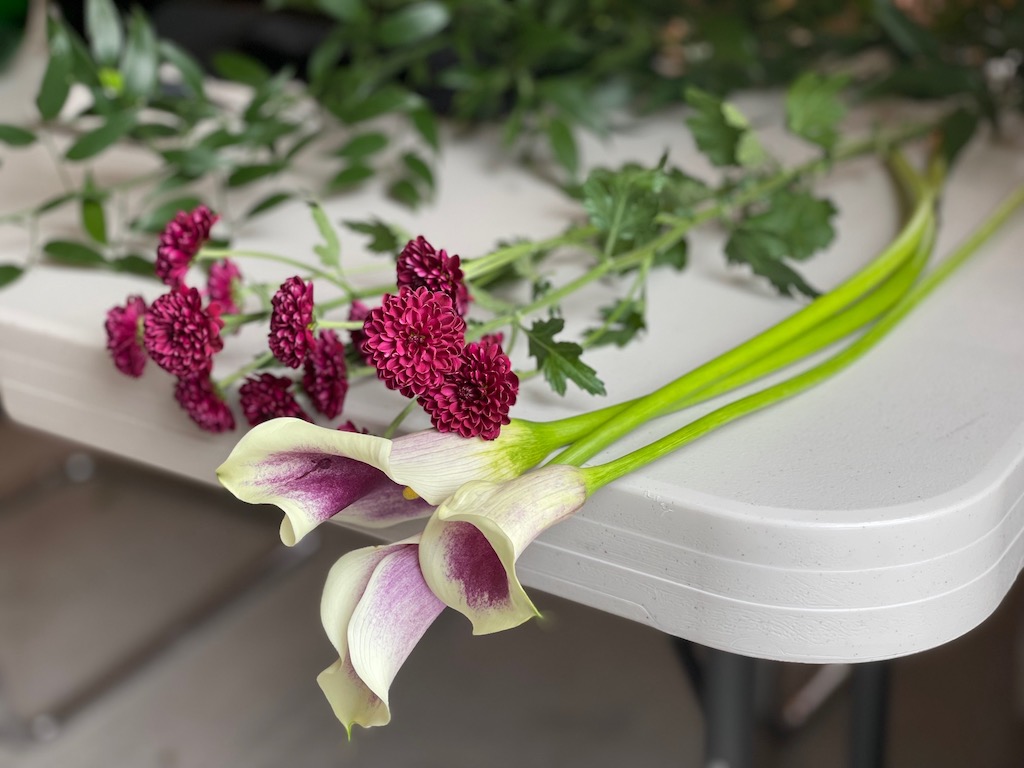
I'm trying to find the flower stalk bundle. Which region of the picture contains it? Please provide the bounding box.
[216,140,1024,731]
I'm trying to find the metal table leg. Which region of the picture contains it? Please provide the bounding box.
[702,649,758,768]
[849,661,891,768]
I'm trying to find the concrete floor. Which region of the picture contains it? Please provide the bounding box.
[0,414,1022,767]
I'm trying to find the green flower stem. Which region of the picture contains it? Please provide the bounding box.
[461,226,599,281]
[197,247,351,292]
[583,181,1024,492]
[383,400,419,439]
[316,319,365,330]
[551,164,937,468]
[221,311,270,332]
[469,119,941,341]
[217,350,276,390]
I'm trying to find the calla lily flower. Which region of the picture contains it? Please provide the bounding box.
[216,417,557,544]
[417,464,588,636]
[317,535,444,734]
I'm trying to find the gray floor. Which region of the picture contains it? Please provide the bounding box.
[0,414,1022,767]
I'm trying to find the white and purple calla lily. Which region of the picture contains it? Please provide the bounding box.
[417,464,588,635]
[317,535,444,734]
[216,418,554,545]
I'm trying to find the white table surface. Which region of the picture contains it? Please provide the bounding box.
[2,54,1024,663]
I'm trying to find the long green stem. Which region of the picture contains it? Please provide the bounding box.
[217,350,275,389]
[197,247,350,292]
[585,181,1024,490]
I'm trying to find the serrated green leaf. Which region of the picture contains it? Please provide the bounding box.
[525,317,606,396]
[227,163,284,187]
[82,197,107,244]
[583,299,647,349]
[0,124,35,146]
[785,72,849,151]
[334,132,389,160]
[37,22,73,120]
[410,108,439,152]
[132,195,204,232]
[121,8,159,100]
[581,166,661,251]
[109,254,156,277]
[213,51,269,87]
[328,164,375,191]
[685,87,743,167]
[741,190,837,261]
[545,117,578,177]
[159,40,205,97]
[44,240,107,266]
[402,152,434,190]
[377,2,450,48]
[388,178,421,208]
[654,239,688,271]
[722,102,770,167]
[344,218,403,254]
[0,264,24,288]
[65,112,137,161]
[309,202,341,268]
[86,0,124,66]
[246,192,293,219]
[724,229,820,298]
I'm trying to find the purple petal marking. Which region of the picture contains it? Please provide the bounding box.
[346,483,434,526]
[256,450,389,524]
[440,521,510,610]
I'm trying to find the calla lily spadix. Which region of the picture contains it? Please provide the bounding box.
[418,464,589,635]
[216,417,567,545]
[317,535,444,734]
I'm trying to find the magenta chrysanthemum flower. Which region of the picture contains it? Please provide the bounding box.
[238,373,311,427]
[362,286,466,397]
[105,295,148,377]
[207,259,243,315]
[418,340,518,440]
[269,276,315,368]
[348,299,373,366]
[143,287,224,376]
[156,205,218,287]
[479,332,504,348]
[396,236,471,316]
[303,330,348,420]
[174,369,236,433]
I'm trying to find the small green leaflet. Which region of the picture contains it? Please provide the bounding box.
[785,72,849,152]
[377,2,450,48]
[684,87,744,167]
[0,124,36,147]
[545,116,578,177]
[82,196,108,244]
[583,298,646,349]
[37,21,73,121]
[246,192,293,219]
[344,218,404,254]
[309,202,341,268]
[121,8,159,100]
[525,317,606,396]
[44,240,107,267]
[0,265,24,288]
[65,112,137,161]
[581,165,661,252]
[85,0,124,67]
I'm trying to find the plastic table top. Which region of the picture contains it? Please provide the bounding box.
[2,67,1023,663]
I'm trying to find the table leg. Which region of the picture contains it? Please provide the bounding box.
[702,649,757,768]
[849,661,890,768]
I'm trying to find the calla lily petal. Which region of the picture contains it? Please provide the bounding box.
[216,418,431,545]
[418,464,588,635]
[317,536,444,734]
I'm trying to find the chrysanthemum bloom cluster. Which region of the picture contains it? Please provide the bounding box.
[105,295,148,377]
[156,205,217,287]
[207,258,243,316]
[174,369,235,433]
[362,245,518,440]
[304,330,348,420]
[239,373,312,426]
[143,287,224,376]
[269,276,316,368]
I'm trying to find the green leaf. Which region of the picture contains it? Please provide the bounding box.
[377,2,450,48]
[344,218,403,254]
[525,317,606,396]
[35,191,79,215]
[86,0,124,66]
[308,32,346,86]
[82,196,107,244]
[65,112,137,161]
[109,254,156,277]
[37,22,73,120]
[580,165,662,250]
[339,86,422,124]
[159,41,206,97]
[212,52,269,87]
[723,103,769,168]
[44,240,107,266]
[132,122,179,140]
[0,124,36,147]
[246,192,293,219]
[410,108,440,152]
[161,146,223,177]
[333,132,389,160]
[227,163,284,187]
[870,0,940,60]
[740,190,837,261]
[785,72,849,151]
[684,87,744,167]
[545,117,578,177]
[132,195,204,233]
[0,264,24,288]
[402,152,434,190]
[653,239,688,272]
[724,225,820,299]
[936,108,979,170]
[309,202,341,269]
[316,0,366,22]
[387,178,421,208]
[583,299,647,349]
[328,164,375,191]
[121,8,159,100]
